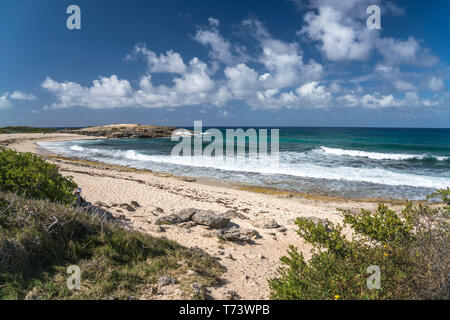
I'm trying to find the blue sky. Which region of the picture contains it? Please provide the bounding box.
[0,0,449,127]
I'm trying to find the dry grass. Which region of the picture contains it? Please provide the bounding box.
[0,192,223,300]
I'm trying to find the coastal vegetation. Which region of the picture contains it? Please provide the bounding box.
[0,148,77,204]
[269,189,450,300]
[0,149,222,299]
[0,126,57,134]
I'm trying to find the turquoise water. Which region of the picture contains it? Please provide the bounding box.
[39,127,450,200]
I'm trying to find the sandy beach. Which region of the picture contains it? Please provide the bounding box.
[0,133,397,300]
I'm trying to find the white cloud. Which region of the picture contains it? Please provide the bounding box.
[394,80,417,91]
[128,44,187,73]
[338,91,439,109]
[10,91,37,101]
[428,77,445,91]
[300,6,375,61]
[172,58,215,94]
[250,81,332,110]
[244,18,324,89]
[300,1,437,67]
[224,63,260,99]
[42,76,134,109]
[0,93,12,109]
[375,37,438,66]
[41,14,446,112]
[43,57,215,109]
[208,17,220,27]
[0,90,37,109]
[194,22,235,65]
[384,1,406,16]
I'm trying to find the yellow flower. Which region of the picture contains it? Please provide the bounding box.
[384,253,388,256]
[383,244,388,248]
[334,294,340,300]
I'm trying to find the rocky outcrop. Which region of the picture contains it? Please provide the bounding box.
[155,214,183,225]
[156,208,230,229]
[215,227,259,243]
[155,208,266,243]
[250,218,279,229]
[59,124,180,139]
[224,210,249,220]
[191,210,230,229]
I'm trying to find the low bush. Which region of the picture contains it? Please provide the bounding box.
[269,189,449,300]
[0,148,77,204]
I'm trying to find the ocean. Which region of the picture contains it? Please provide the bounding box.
[38,127,450,200]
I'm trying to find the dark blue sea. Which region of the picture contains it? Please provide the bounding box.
[39,127,450,200]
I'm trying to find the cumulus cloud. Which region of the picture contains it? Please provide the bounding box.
[42,56,216,109]
[194,19,236,65]
[41,14,446,112]
[127,44,187,73]
[375,37,438,66]
[300,6,375,61]
[338,91,438,109]
[0,90,37,109]
[42,76,134,109]
[300,0,437,67]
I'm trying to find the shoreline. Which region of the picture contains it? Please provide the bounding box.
[0,133,408,299]
[5,132,416,204]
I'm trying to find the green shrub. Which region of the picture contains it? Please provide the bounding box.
[0,148,77,204]
[269,190,449,300]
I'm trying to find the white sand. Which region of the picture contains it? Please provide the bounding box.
[1,133,390,299]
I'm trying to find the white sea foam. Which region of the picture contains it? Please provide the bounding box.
[318,146,449,161]
[37,141,450,190]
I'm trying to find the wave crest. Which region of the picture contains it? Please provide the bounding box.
[319,146,449,161]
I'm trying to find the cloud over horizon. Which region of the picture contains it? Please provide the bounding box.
[41,0,447,112]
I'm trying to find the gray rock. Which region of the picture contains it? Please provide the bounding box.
[191,282,205,296]
[177,208,199,222]
[192,210,230,229]
[240,228,262,239]
[120,203,136,212]
[223,210,249,220]
[157,276,177,286]
[251,218,279,229]
[130,201,141,208]
[155,214,182,225]
[303,216,330,229]
[178,221,196,228]
[215,227,252,243]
